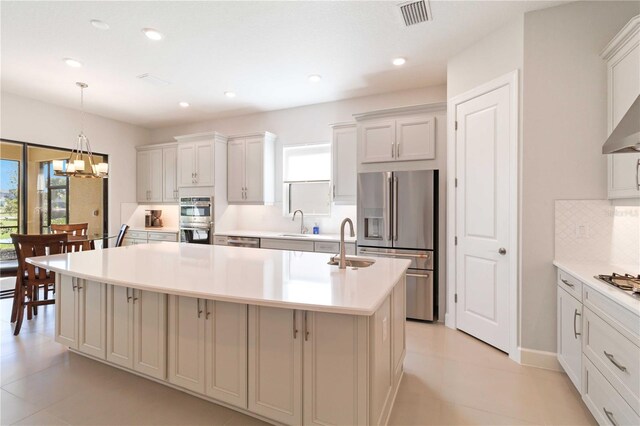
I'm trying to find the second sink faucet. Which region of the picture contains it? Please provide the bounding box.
[292,209,308,234]
[339,218,355,269]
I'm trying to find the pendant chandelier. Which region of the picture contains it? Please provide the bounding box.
[53,82,109,178]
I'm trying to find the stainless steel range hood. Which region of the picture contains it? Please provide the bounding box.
[603,95,640,154]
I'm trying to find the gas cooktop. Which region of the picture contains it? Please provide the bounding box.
[594,273,640,297]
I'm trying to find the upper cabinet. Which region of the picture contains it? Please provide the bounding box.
[136,144,179,203]
[227,132,276,205]
[331,123,357,204]
[175,132,227,188]
[602,15,640,199]
[355,103,444,165]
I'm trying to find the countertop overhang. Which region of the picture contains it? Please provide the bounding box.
[27,243,409,316]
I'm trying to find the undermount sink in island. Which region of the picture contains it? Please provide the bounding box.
[28,243,409,426]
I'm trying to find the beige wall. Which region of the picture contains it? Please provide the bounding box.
[521,1,639,352]
[1,92,150,236]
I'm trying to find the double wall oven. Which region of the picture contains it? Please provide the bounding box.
[357,170,437,321]
[179,196,214,244]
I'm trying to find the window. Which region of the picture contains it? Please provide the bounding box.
[283,144,331,215]
[0,154,21,262]
[39,161,69,233]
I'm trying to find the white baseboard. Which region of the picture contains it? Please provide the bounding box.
[519,348,562,371]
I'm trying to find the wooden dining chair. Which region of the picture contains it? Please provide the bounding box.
[10,233,68,335]
[51,223,88,237]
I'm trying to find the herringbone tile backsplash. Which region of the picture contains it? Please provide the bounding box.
[555,200,639,268]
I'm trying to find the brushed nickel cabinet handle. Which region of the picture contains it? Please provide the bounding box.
[196,298,202,318]
[391,142,394,158]
[604,351,627,372]
[573,309,581,338]
[396,141,400,158]
[304,311,309,341]
[603,407,618,426]
[636,159,639,190]
[126,287,132,303]
[292,311,298,339]
[561,278,574,288]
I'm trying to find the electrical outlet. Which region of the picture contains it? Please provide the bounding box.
[575,224,590,239]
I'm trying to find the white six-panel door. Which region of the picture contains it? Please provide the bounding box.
[455,83,511,352]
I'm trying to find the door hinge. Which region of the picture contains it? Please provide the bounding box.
[455,121,458,131]
[454,178,458,188]
[455,236,458,245]
[454,294,458,303]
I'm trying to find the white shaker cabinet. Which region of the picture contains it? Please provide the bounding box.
[162,145,179,202]
[168,295,248,409]
[557,287,582,390]
[357,109,437,164]
[55,276,106,359]
[136,148,163,203]
[106,285,167,380]
[248,305,303,425]
[602,15,640,199]
[331,123,357,204]
[175,132,227,188]
[227,132,276,204]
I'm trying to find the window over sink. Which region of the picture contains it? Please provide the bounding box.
[282,143,331,216]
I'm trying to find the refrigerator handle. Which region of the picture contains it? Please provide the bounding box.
[387,175,393,241]
[394,176,399,241]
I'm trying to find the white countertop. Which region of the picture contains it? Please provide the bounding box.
[27,243,408,316]
[215,230,356,243]
[553,260,640,315]
[127,227,179,233]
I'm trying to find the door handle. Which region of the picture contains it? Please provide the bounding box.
[604,351,627,372]
[394,176,398,241]
[573,309,581,338]
[603,408,618,426]
[388,176,393,240]
[498,248,507,255]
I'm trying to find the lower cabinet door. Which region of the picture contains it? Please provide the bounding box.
[303,311,368,426]
[248,306,302,425]
[168,295,206,393]
[205,301,247,408]
[391,277,406,384]
[557,287,582,389]
[133,290,167,380]
[106,285,134,368]
[55,275,78,349]
[77,280,106,359]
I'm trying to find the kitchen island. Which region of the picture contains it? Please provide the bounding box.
[27,242,409,426]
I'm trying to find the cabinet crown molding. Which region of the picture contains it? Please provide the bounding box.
[353,101,446,121]
[136,141,177,151]
[601,14,640,60]
[329,121,356,129]
[227,131,277,140]
[174,131,228,143]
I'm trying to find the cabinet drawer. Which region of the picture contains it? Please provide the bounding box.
[213,236,228,245]
[314,242,356,255]
[314,242,339,253]
[583,356,640,426]
[148,232,178,242]
[126,230,148,240]
[557,269,582,301]
[260,238,314,252]
[583,287,640,344]
[584,308,640,415]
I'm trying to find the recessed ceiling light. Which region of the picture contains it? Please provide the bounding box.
[142,28,163,41]
[90,19,110,30]
[63,58,83,68]
[179,101,190,108]
[224,91,236,98]
[392,57,406,66]
[308,74,322,83]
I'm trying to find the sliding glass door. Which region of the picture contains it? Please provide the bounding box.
[0,141,24,264]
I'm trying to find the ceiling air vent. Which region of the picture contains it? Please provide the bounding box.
[398,0,432,27]
[137,73,171,87]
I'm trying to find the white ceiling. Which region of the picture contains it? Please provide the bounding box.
[1,1,565,129]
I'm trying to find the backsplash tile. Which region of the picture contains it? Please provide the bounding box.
[555,200,639,269]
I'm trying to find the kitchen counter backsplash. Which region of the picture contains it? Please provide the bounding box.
[555,199,639,268]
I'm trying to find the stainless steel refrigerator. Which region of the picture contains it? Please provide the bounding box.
[357,170,437,321]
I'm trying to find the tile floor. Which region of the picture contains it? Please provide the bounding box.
[0,295,595,426]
